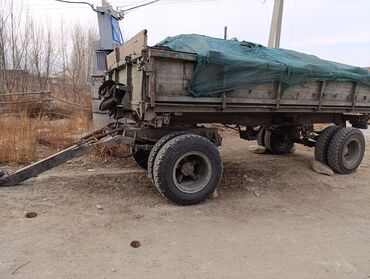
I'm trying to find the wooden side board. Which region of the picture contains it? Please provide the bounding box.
[106,34,370,115]
[106,30,148,68]
[148,50,370,112]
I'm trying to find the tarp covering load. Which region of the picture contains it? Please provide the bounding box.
[156,34,370,97]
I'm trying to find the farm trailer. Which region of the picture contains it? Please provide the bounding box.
[1,30,370,205]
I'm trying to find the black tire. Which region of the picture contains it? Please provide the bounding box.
[327,127,365,174]
[131,149,150,169]
[153,134,223,205]
[264,130,294,154]
[148,131,188,184]
[256,127,265,146]
[314,126,341,164]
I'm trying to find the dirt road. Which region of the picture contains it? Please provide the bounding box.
[1,130,370,279]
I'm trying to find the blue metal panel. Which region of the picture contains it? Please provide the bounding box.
[110,16,123,44]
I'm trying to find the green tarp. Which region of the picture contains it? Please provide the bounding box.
[156,34,370,97]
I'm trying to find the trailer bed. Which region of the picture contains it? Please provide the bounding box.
[105,30,370,122]
[147,48,370,114]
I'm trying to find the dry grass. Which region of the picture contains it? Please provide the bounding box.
[0,112,92,164]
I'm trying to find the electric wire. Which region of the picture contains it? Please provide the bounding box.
[54,0,97,11]
[11,0,221,10]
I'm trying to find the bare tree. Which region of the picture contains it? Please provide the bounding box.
[0,1,8,93]
[28,19,55,91]
[0,0,97,109]
[0,0,32,93]
[67,24,97,101]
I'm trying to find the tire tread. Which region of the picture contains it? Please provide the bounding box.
[327,127,365,174]
[264,130,272,151]
[314,126,341,164]
[147,131,188,183]
[153,134,223,205]
[257,127,265,146]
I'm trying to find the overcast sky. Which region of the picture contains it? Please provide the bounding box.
[15,0,370,67]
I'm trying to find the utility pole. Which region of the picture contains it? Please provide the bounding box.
[268,0,284,48]
[56,0,158,128]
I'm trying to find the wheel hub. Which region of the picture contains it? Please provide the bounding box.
[172,151,212,194]
[180,161,195,177]
[342,138,361,168]
[277,135,290,147]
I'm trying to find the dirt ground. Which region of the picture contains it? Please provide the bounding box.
[1,129,370,279]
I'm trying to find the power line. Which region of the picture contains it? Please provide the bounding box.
[122,0,159,12]
[118,0,221,11]
[112,0,219,3]
[10,0,220,8]
[9,0,221,12]
[55,0,97,12]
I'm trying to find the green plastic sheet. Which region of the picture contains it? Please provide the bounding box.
[157,34,370,97]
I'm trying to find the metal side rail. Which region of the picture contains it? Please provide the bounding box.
[0,125,125,187]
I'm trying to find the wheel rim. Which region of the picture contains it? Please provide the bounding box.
[172,151,212,194]
[276,135,291,148]
[342,136,362,169]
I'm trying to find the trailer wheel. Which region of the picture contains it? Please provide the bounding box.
[131,148,150,169]
[256,127,265,146]
[264,130,294,154]
[314,126,341,164]
[327,128,365,174]
[153,134,223,205]
[148,131,188,184]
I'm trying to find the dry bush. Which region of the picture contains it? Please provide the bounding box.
[0,113,92,164]
[35,112,91,150]
[94,143,130,158]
